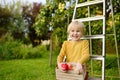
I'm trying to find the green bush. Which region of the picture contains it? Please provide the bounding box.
[0,33,49,60]
[0,42,49,60]
[0,33,22,60]
[0,40,22,60]
[18,44,48,59]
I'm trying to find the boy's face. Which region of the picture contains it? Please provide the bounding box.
[69,26,82,41]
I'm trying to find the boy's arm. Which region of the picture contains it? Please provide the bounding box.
[79,40,90,64]
[57,41,66,64]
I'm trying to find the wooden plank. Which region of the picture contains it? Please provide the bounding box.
[76,0,103,8]
[56,68,84,80]
[72,16,104,22]
[88,77,101,80]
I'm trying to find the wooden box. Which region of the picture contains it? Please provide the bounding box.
[56,64,86,80]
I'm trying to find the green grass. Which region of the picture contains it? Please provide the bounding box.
[0,55,57,80]
[0,54,119,80]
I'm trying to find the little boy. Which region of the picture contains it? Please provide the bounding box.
[57,21,90,74]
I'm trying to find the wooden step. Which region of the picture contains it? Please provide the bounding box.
[76,0,104,8]
[91,55,105,60]
[72,16,104,22]
[88,77,101,80]
[81,34,105,39]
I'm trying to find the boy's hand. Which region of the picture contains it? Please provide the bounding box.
[75,63,83,74]
[58,62,68,73]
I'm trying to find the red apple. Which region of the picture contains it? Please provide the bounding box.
[61,63,68,71]
[67,63,73,70]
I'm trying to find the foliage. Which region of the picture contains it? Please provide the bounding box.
[33,1,75,51]
[0,33,49,60]
[114,13,120,42]
[0,1,26,40]
[22,3,43,46]
[0,1,45,46]
[0,33,22,60]
[0,4,13,27]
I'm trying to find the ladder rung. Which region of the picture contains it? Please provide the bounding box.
[81,35,105,39]
[91,55,105,60]
[72,16,104,22]
[88,77,101,80]
[106,34,115,36]
[76,0,104,8]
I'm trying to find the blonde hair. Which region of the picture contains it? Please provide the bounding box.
[67,21,85,37]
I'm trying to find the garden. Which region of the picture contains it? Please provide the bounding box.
[0,0,120,80]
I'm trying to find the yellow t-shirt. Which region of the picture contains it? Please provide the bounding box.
[57,40,90,64]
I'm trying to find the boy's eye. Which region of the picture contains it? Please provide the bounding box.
[71,30,74,32]
[77,30,80,32]
[71,30,80,32]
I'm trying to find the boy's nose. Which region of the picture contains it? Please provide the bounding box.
[74,32,77,34]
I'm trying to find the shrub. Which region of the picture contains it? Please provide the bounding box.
[18,44,48,59]
[0,33,49,60]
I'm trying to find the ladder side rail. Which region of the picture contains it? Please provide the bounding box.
[102,36,105,80]
[103,0,106,56]
[110,0,120,75]
[72,0,78,20]
[87,0,93,75]
[102,0,106,80]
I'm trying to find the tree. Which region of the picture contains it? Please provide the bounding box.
[33,0,75,50]
[0,1,25,40]
[22,2,43,46]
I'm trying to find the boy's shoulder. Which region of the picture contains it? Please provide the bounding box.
[62,40,71,44]
[63,40,69,43]
[63,40,89,44]
[82,39,89,42]
[64,40,88,42]
[81,39,89,43]
[81,40,89,45]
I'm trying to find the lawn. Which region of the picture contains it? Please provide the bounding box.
[0,56,57,80]
[0,54,119,80]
